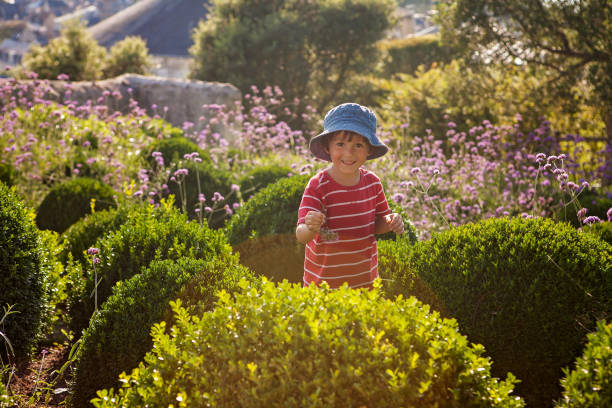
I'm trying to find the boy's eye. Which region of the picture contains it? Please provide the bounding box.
[355,143,364,148]
[336,142,344,147]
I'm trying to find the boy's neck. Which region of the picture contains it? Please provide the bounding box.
[327,166,361,186]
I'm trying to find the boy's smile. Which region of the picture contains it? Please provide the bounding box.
[325,131,370,185]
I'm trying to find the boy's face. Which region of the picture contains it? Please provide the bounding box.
[325,131,371,178]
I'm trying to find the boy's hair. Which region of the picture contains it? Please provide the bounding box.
[322,130,371,150]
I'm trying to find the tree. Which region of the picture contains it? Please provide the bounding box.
[21,20,152,81]
[189,0,396,113]
[103,36,152,78]
[22,19,106,81]
[435,0,612,182]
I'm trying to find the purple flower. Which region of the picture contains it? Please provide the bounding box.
[577,208,587,221]
[212,192,224,202]
[583,216,602,225]
[198,193,206,203]
[224,204,233,215]
[231,184,240,192]
[607,207,612,222]
[87,247,100,255]
[410,167,421,175]
[93,257,101,264]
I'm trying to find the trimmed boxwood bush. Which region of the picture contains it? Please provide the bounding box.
[168,160,237,228]
[70,255,257,408]
[382,217,612,408]
[59,203,144,266]
[142,136,211,167]
[0,162,16,187]
[0,183,45,361]
[68,203,233,335]
[239,163,292,198]
[556,320,612,407]
[92,280,524,408]
[583,221,612,247]
[225,173,311,246]
[35,177,117,233]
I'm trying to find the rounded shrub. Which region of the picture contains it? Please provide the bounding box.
[142,136,210,167]
[383,217,612,408]
[59,203,143,266]
[35,177,117,233]
[556,320,612,408]
[70,255,257,408]
[239,163,291,198]
[68,203,233,335]
[0,183,45,361]
[583,221,612,247]
[91,280,524,408]
[0,162,16,187]
[168,160,237,229]
[225,173,311,246]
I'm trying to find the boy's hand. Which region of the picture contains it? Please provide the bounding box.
[305,210,326,233]
[385,213,404,234]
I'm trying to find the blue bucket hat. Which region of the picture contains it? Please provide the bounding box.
[309,103,388,161]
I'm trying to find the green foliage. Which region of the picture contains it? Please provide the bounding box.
[70,255,256,408]
[59,204,139,266]
[103,36,152,78]
[383,217,612,407]
[379,35,454,77]
[142,136,209,167]
[190,0,396,112]
[375,60,605,140]
[21,22,152,81]
[583,221,612,247]
[35,177,117,234]
[435,0,612,129]
[37,229,69,339]
[22,20,106,81]
[168,160,237,228]
[556,320,612,408]
[0,183,45,361]
[92,280,524,408]
[0,163,16,187]
[225,173,310,246]
[68,203,233,335]
[239,163,291,198]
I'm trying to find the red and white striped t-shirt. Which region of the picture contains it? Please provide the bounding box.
[297,168,391,289]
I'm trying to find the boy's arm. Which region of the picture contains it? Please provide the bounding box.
[296,210,326,244]
[375,213,404,235]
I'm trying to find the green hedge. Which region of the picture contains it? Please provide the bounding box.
[59,203,141,266]
[225,173,311,246]
[379,35,454,77]
[92,280,524,407]
[167,160,237,229]
[68,203,233,335]
[142,136,210,167]
[70,255,257,408]
[239,164,292,198]
[382,217,612,408]
[35,177,117,233]
[556,320,612,407]
[583,221,612,247]
[0,162,16,187]
[0,183,45,361]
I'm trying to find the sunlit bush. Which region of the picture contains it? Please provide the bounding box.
[92,280,524,407]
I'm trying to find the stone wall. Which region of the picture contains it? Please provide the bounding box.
[2,74,241,131]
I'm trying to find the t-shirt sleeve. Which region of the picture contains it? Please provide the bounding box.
[374,178,391,217]
[297,177,323,225]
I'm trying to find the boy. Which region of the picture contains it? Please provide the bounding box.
[296,102,404,289]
